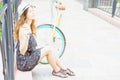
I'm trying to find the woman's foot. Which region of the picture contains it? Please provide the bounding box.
[52,69,68,78]
[62,68,75,76]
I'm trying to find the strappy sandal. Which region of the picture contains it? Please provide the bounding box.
[62,68,75,76]
[52,70,68,78]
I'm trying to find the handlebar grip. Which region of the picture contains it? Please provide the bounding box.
[55,2,66,10]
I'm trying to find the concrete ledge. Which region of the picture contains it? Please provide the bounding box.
[88,8,120,28]
[15,70,32,80]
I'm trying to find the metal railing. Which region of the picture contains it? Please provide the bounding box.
[0,0,20,80]
[83,0,120,17]
[97,0,120,17]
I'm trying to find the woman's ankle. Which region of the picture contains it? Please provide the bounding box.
[53,68,61,72]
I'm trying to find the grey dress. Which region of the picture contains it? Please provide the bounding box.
[16,34,41,71]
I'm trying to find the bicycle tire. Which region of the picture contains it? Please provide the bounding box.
[36,24,66,64]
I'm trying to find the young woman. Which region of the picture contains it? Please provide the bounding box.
[14,1,75,78]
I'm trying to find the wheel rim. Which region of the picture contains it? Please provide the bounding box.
[36,24,66,64]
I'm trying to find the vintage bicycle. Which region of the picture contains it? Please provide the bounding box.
[36,0,66,64]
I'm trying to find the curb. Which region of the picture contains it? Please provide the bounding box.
[88,8,120,28]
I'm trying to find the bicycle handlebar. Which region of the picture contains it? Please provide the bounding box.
[55,1,66,11]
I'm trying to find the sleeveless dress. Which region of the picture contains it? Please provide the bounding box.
[16,34,41,71]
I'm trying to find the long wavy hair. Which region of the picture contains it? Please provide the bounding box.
[14,8,36,41]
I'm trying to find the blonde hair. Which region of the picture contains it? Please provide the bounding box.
[14,8,36,40]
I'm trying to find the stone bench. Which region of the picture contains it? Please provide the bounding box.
[15,70,32,80]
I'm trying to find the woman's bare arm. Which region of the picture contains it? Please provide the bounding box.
[19,28,30,55]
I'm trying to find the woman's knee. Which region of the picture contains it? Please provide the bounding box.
[41,46,55,56]
[39,46,57,61]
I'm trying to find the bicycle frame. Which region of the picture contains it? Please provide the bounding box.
[50,1,65,40]
[36,1,66,64]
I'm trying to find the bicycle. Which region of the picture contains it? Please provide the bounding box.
[36,1,66,64]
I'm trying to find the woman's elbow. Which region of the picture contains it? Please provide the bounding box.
[20,47,27,55]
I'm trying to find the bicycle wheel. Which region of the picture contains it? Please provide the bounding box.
[36,24,66,64]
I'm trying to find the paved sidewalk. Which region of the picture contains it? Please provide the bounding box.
[32,0,120,80]
[88,8,120,28]
[1,0,120,80]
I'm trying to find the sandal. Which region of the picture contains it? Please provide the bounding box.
[62,68,75,76]
[52,70,68,78]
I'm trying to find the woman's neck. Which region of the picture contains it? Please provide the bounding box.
[22,20,32,34]
[26,19,32,25]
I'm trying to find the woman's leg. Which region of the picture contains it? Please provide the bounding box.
[39,46,75,77]
[51,48,67,70]
[40,46,66,70]
[39,46,60,72]
[55,55,66,70]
